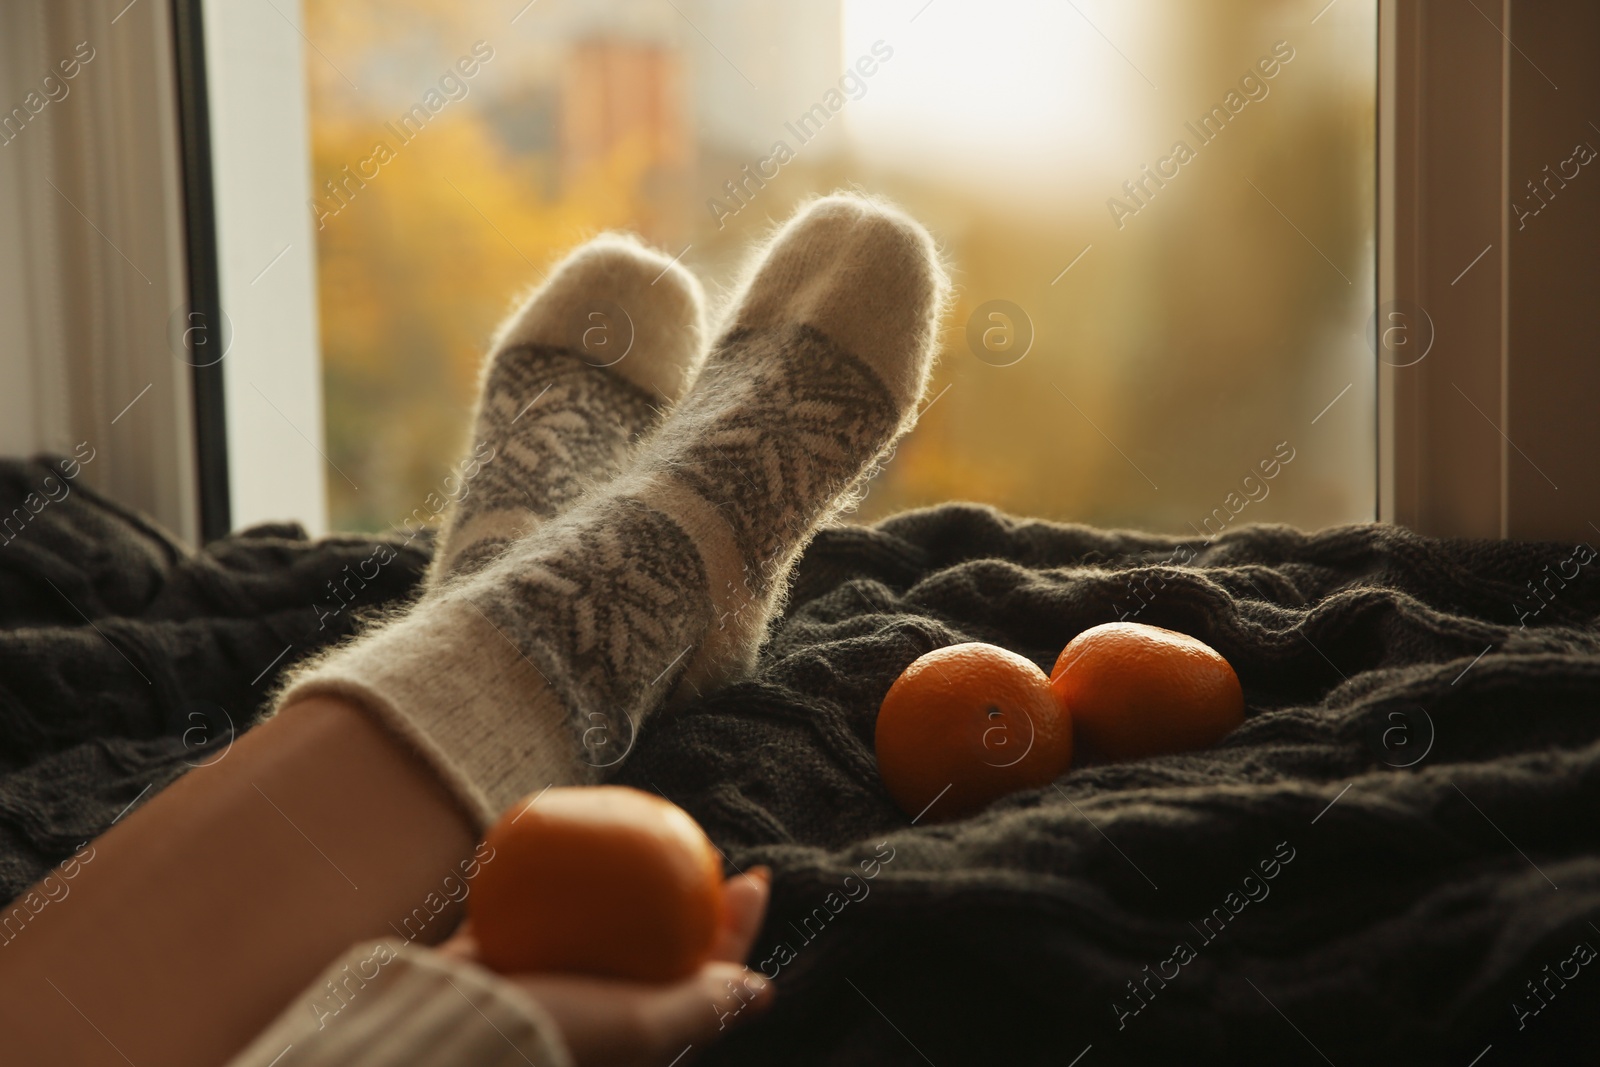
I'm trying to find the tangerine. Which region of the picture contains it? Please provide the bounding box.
[468,785,724,983]
[1049,622,1243,761]
[874,642,1073,822]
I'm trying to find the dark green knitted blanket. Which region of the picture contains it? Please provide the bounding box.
[3,456,1598,1065]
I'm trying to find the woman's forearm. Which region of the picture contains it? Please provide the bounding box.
[0,695,478,1067]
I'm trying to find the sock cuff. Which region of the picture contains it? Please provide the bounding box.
[273,592,596,834]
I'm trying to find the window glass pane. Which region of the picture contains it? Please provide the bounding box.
[305,0,1375,536]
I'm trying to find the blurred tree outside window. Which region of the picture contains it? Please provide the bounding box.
[303,0,1376,537]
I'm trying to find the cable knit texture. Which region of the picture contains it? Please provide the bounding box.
[624,508,1600,1067]
[1,458,1599,1063]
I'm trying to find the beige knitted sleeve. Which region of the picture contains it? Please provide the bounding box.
[223,937,573,1067]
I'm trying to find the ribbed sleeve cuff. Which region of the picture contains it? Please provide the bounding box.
[224,937,574,1067]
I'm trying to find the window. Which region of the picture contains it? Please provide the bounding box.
[303,0,1377,539]
[9,2,1594,547]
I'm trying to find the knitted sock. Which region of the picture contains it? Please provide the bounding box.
[428,234,707,583]
[280,195,949,830]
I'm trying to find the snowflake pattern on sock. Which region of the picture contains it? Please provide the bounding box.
[671,324,899,599]
[435,346,663,581]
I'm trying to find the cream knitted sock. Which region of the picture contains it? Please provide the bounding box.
[279,195,949,830]
[428,234,707,583]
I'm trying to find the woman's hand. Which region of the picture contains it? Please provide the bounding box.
[439,867,774,1067]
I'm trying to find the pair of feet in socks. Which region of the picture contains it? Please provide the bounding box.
[288,194,949,826]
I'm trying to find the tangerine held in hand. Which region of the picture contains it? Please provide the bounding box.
[874,642,1073,823]
[1049,622,1244,761]
[468,785,724,983]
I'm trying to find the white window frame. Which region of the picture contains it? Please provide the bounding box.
[200,0,327,538]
